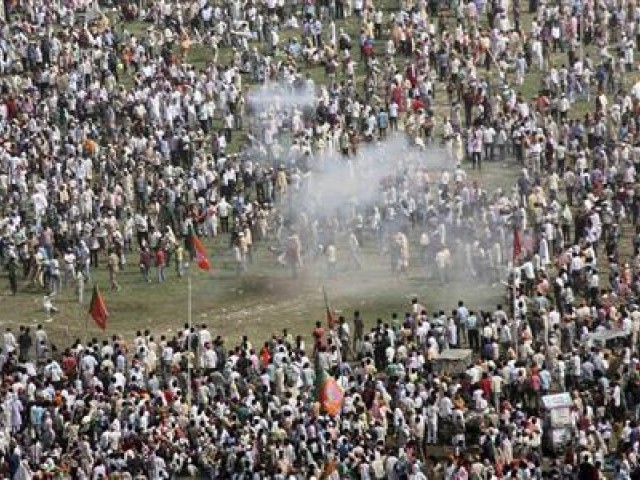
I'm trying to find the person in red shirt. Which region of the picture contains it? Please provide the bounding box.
[479,371,492,399]
[139,246,152,283]
[312,321,325,354]
[61,349,77,381]
[155,248,166,283]
[164,388,175,404]
[259,342,271,367]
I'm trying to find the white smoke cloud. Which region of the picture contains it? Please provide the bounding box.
[246,83,317,113]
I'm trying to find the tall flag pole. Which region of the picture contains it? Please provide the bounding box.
[511,225,522,357]
[187,270,193,407]
[186,233,210,406]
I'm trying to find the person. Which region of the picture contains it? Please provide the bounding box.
[243,224,253,264]
[139,246,152,283]
[435,244,452,284]
[348,231,362,269]
[34,326,48,364]
[353,310,364,354]
[325,243,338,279]
[471,128,483,170]
[457,300,469,346]
[233,236,247,275]
[155,247,167,283]
[218,197,231,233]
[49,254,60,295]
[76,269,85,304]
[286,231,302,279]
[395,231,409,274]
[6,256,17,295]
[3,328,16,355]
[17,327,31,363]
[467,311,480,353]
[312,320,325,354]
[107,249,121,292]
[62,248,76,287]
[175,244,185,277]
[338,316,353,360]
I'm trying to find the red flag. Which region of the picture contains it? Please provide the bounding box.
[326,307,336,330]
[513,228,522,263]
[88,285,108,331]
[323,287,336,330]
[192,235,211,271]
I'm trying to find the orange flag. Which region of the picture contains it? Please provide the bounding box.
[319,373,344,416]
[88,285,108,331]
[192,235,211,271]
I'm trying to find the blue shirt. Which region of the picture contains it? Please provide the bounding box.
[457,306,469,327]
[378,111,388,128]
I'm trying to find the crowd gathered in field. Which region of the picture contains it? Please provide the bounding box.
[3,0,640,477]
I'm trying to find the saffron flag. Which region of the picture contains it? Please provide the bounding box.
[322,286,336,330]
[192,235,211,271]
[317,369,344,417]
[88,285,108,331]
[513,228,522,263]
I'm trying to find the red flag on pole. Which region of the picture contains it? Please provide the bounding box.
[513,228,522,263]
[191,235,211,271]
[88,285,108,331]
[323,286,336,330]
[326,306,336,331]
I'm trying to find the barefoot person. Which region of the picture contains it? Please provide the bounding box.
[107,249,121,292]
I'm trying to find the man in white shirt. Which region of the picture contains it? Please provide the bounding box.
[3,328,16,354]
[521,260,535,296]
[483,125,496,162]
[491,372,504,410]
[199,324,212,348]
[471,128,483,170]
[35,326,48,361]
[201,344,218,372]
[218,197,230,233]
[426,401,439,444]
[81,351,98,379]
[438,393,453,419]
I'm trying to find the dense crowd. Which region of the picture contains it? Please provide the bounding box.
[1,0,640,477]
